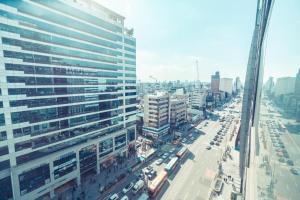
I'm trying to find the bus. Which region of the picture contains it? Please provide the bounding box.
[176,146,188,159]
[164,157,179,174]
[148,171,167,198]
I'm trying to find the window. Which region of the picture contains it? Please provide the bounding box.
[0,113,5,126]
[19,164,50,195]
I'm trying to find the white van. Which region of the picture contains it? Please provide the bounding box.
[132,180,144,194]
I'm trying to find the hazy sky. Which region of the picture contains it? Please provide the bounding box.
[97,0,300,83]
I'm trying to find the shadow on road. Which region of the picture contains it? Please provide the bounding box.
[285,124,300,135]
[154,180,171,200]
[186,151,195,161]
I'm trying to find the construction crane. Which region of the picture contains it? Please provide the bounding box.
[149,75,159,90]
[149,75,158,83]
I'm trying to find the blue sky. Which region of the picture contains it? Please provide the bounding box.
[98,0,300,83]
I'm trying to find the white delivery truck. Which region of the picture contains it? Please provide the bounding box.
[132,179,144,194]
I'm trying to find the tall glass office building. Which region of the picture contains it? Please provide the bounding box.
[0,0,136,199]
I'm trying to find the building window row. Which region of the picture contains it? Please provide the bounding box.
[14,112,123,151]
[124,38,136,46]
[124,46,136,53]
[53,152,77,180]
[2,37,121,64]
[33,1,123,33]
[13,108,123,138]
[7,76,123,86]
[0,10,123,50]
[8,86,123,97]
[3,50,122,71]
[0,23,122,56]
[1,2,122,42]
[5,63,123,79]
[11,99,123,124]
[10,93,123,108]
[16,120,124,165]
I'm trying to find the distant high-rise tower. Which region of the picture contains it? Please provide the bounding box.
[295,68,300,96]
[211,71,220,93]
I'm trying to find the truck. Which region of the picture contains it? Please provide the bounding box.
[132,179,144,194]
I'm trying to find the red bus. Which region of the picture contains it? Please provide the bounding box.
[148,171,167,197]
[176,146,188,158]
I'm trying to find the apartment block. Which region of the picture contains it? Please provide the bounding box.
[170,96,187,129]
[143,92,170,140]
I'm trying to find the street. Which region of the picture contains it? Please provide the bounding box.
[161,120,230,200]
[257,99,300,200]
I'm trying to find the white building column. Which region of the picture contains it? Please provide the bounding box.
[96,142,100,174]
[49,161,55,199]
[76,151,81,186]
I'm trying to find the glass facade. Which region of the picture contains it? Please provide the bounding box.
[0,0,136,199]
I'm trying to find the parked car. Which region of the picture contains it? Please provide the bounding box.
[146,166,153,171]
[109,193,119,200]
[157,152,164,157]
[155,158,164,165]
[162,153,169,159]
[133,180,145,194]
[138,172,144,180]
[206,146,212,150]
[122,182,134,194]
[120,196,129,200]
[287,160,294,166]
[290,168,299,175]
[147,170,157,180]
[144,168,152,175]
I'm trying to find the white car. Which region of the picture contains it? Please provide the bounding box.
[155,158,163,165]
[109,193,119,200]
[122,182,134,194]
[120,195,129,200]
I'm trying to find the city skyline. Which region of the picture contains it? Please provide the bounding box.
[98,0,300,83]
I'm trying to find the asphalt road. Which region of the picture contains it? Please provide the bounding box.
[160,121,224,200]
[258,100,300,200]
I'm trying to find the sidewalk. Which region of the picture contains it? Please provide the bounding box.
[209,119,241,200]
[60,154,138,200]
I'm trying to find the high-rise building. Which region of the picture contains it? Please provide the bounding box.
[264,76,275,94]
[170,96,187,129]
[294,68,300,96]
[0,1,136,199]
[190,88,207,110]
[274,77,296,97]
[143,92,170,140]
[235,77,243,93]
[219,78,233,95]
[211,71,220,93]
